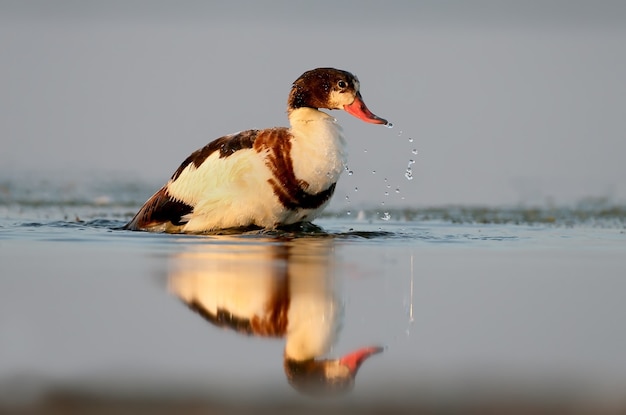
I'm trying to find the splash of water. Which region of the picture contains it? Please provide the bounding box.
[405,167,414,181]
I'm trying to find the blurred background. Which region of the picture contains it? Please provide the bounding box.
[1,0,625,209]
[2,4,626,413]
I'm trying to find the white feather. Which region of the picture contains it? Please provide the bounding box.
[288,108,347,194]
[163,107,346,232]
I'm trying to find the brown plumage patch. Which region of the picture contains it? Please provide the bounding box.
[171,130,259,181]
[123,186,193,230]
[254,128,336,210]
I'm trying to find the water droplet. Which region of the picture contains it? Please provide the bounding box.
[384,191,389,196]
[412,149,418,155]
[404,170,414,181]
[408,137,414,143]
[347,170,353,176]
[354,187,358,192]
[372,170,376,175]
[395,188,401,193]
[347,210,351,215]
[363,148,368,153]
[386,122,394,128]
[345,195,350,201]
[381,212,391,221]
[408,159,415,165]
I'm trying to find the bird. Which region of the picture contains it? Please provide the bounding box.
[168,237,383,396]
[124,68,389,233]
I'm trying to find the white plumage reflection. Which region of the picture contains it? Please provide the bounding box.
[168,237,382,396]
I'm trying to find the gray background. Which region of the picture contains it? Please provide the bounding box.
[2,0,625,208]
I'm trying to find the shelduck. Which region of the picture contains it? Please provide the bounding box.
[124,68,388,233]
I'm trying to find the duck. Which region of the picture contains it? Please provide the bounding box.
[124,67,388,233]
[168,238,384,395]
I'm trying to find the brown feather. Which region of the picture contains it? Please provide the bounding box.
[253,128,336,210]
[123,187,193,230]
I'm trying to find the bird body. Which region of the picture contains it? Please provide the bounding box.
[124,68,387,233]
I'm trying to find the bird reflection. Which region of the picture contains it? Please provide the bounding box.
[167,237,382,396]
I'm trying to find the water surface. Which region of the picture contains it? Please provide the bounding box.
[1,183,626,413]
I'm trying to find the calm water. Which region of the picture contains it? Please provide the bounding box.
[1,178,626,413]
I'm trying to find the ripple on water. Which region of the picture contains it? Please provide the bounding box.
[2,204,625,246]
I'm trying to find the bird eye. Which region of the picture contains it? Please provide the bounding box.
[337,80,347,89]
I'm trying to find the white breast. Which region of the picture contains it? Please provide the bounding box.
[288,108,347,194]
